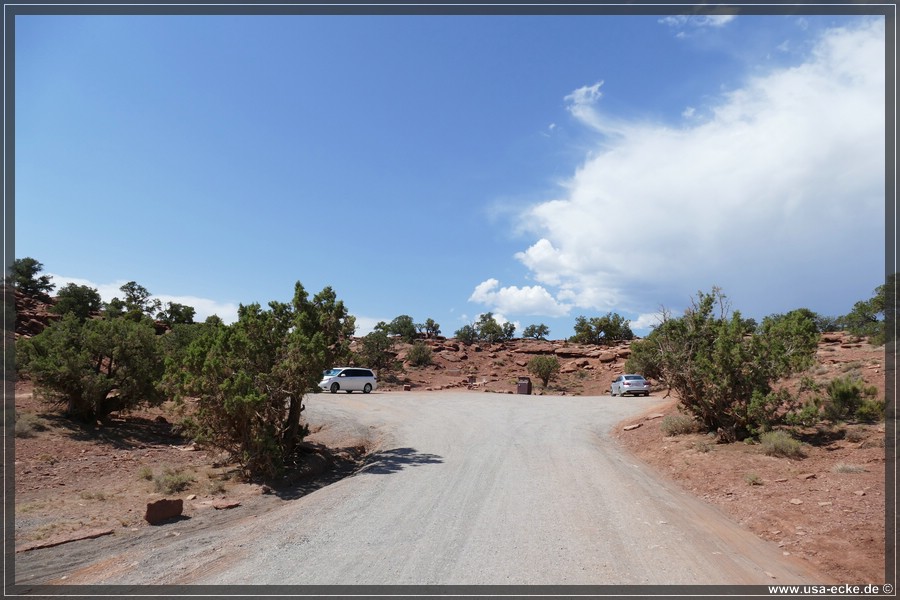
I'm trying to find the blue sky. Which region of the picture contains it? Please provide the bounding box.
[14,10,888,338]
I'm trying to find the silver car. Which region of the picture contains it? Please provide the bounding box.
[611,374,650,397]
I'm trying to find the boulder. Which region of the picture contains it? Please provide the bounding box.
[145,498,183,524]
[597,351,618,363]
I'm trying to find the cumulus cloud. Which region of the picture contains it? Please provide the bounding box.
[469,278,571,317]
[47,273,240,324]
[479,19,885,321]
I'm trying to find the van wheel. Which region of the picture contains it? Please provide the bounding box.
[330,383,339,394]
[363,384,372,394]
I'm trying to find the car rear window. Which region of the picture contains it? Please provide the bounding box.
[625,375,645,380]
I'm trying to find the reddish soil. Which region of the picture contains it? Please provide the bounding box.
[12,332,888,584]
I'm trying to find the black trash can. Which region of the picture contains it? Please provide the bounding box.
[517,376,532,395]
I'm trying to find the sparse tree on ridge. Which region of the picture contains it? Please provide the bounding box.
[523,323,549,340]
[570,313,633,345]
[387,315,418,342]
[420,318,441,338]
[52,283,102,322]
[8,257,55,298]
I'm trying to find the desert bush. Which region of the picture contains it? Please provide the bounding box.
[661,414,700,436]
[784,399,821,427]
[693,441,713,453]
[14,412,48,438]
[79,491,108,501]
[153,467,195,494]
[832,463,866,474]
[798,376,821,394]
[759,430,805,458]
[137,466,154,481]
[855,399,885,423]
[527,355,560,387]
[744,473,763,486]
[626,289,819,441]
[822,376,878,422]
[844,428,867,443]
[406,341,433,367]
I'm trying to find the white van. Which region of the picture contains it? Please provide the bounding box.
[319,367,377,394]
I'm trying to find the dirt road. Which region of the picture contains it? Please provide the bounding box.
[16,392,830,587]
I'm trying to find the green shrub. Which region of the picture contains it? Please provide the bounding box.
[406,341,433,367]
[625,289,819,442]
[798,376,821,394]
[822,376,878,422]
[855,399,885,423]
[661,414,700,436]
[759,430,804,458]
[527,355,561,387]
[784,400,821,427]
[455,324,477,345]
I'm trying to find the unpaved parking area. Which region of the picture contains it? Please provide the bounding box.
[16,392,831,587]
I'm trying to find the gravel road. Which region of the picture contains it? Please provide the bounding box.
[17,392,828,587]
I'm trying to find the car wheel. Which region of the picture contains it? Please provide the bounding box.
[330,383,339,394]
[610,388,616,397]
[363,384,372,394]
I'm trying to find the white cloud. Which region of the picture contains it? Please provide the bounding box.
[564,81,622,135]
[503,19,885,319]
[631,312,666,333]
[659,14,736,29]
[469,278,571,317]
[352,315,385,336]
[47,273,240,324]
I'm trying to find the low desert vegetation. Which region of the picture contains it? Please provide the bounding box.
[758,430,805,458]
[526,355,561,388]
[660,414,701,436]
[14,412,49,438]
[12,256,890,477]
[406,341,434,367]
[832,463,867,474]
[152,466,195,495]
[744,472,763,486]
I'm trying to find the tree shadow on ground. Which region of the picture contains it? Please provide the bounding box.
[37,412,186,450]
[354,447,444,475]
